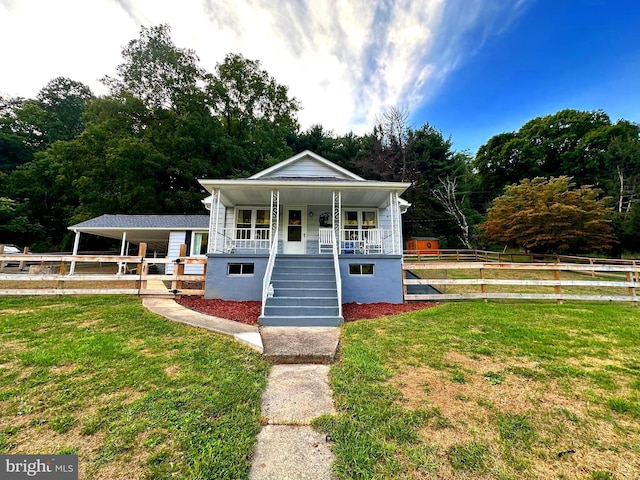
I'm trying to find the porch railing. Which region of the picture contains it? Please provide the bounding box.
[322,228,394,255]
[223,228,270,253]
[330,229,343,317]
[261,228,279,316]
[218,227,396,255]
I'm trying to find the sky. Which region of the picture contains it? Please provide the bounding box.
[1,0,639,155]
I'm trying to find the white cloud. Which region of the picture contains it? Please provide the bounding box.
[0,0,529,134]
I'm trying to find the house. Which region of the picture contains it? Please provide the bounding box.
[199,150,411,325]
[70,151,411,326]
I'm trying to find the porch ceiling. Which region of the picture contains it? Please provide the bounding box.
[198,179,411,207]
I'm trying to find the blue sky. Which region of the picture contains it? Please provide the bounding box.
[424,0,640,153]
[1,0,638,155]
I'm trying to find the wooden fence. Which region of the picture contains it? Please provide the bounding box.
[403,249,640,266]
[403,261,640,303]
[0,243,206,297]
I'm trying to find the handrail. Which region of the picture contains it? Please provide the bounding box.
[261,228,279,316]
[331,229,343,318]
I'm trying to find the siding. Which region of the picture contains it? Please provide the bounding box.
[166,230,205,274]
[259,157,353,179]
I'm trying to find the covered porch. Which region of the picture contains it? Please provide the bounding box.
[200,180,410,256]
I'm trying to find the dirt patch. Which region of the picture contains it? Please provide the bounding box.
[50,364,78,375]
[389,351,639,479]
[164,365,180,378]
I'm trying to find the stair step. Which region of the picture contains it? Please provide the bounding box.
[273,288,337,297]
[258,316,344,327]
[264,305,340,316]
[271,273,335,280]
[266,297,338,306]
[271,278,336,289]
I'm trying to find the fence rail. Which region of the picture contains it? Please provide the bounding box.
[0,243,206,297]
[403,261,640,304]
[403,249,640,266]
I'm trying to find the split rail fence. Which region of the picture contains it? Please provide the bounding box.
[403,261,640,303]
[0,243,205,297]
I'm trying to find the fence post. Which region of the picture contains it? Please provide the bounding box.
[480,266,487,302]
[626,271,636,303]
[57,258,66,291]
[19,247,29,271]
[402,267,408,301]
[171,244,186,297]
[138,243,147,293]
[553,268,563,304]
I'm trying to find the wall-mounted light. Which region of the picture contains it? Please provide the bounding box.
[309,211,314,217]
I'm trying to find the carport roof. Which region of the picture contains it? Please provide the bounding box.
[68,214,209,251]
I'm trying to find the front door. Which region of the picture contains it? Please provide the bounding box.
[283,207,306,254]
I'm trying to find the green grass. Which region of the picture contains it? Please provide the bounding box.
[315,302,640,479]
[0,296,269,479]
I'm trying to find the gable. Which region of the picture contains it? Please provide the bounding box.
[249,150,364,181]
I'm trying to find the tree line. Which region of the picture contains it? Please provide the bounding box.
[1,25,639,255]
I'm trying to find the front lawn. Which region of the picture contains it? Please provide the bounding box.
[316,302,640,479]
[0,296,269,479]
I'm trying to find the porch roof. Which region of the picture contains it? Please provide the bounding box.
[198,179,411,207]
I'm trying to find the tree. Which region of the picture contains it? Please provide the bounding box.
[0,78,93,171]
[473,109,640,206]
[432,176,472,248]
[102,24,203,112]
[36,77,94,141]
[479,176,615,254]
[207,53,300,173]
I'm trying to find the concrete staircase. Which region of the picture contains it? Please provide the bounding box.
[258,255,343,327]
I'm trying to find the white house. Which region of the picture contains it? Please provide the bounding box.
[70,151,411,326]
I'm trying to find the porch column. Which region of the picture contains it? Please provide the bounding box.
[390,192,401,254]
[117,231,127,274]
[209,188,221,253]
[270,189,280,247]
[332,190,341,248]
[69,230,81,275]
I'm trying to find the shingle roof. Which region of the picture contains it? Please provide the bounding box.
[70,214,209,230]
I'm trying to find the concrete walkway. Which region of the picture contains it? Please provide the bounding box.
[142,297,263,352]
[141,298,340,480]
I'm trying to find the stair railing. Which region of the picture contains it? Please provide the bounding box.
[331,228,343,317]
[261,228,279,316]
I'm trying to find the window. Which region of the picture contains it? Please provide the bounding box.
[228,263,255,275]
[236,208,270,240]
[191,232,208,256]
[349,264,375,275]
[343,210,377,240]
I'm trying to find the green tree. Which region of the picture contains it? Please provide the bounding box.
[0,78,92,172]
[479,176,615,254]
[207,53,300,173]
[473,109,640,206]
[102,24,203,112]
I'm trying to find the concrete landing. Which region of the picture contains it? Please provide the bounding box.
[261,364,335,425]
[250,426,336,480]
[260,326,340,364]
